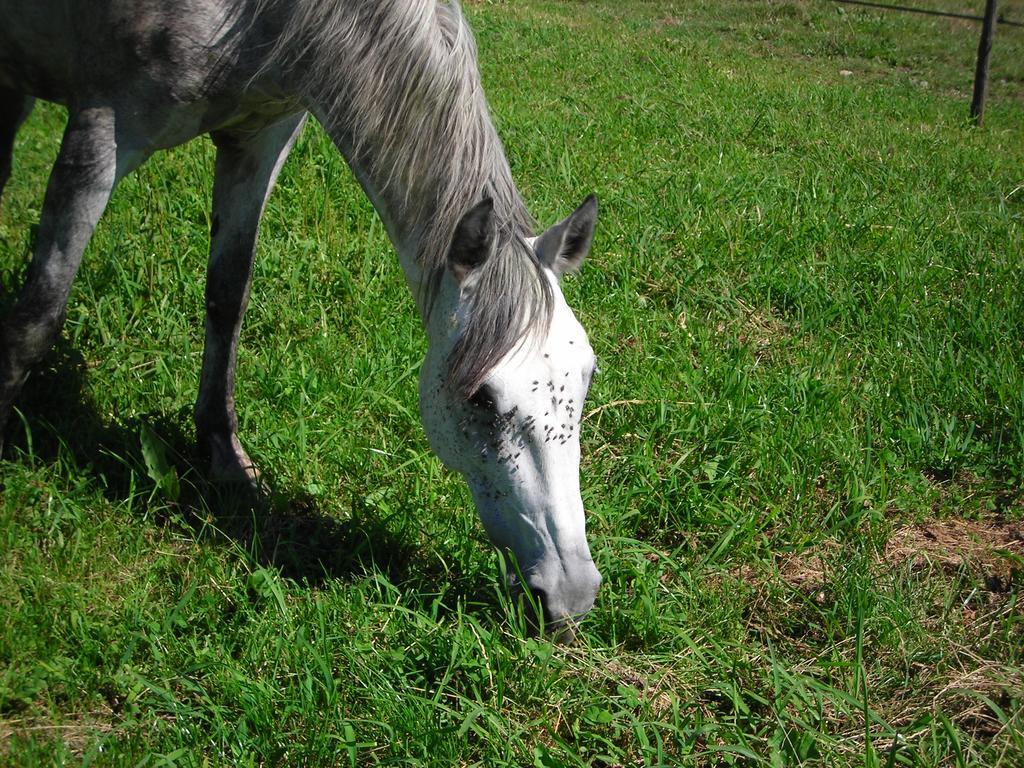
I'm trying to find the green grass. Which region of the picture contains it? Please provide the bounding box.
[2,0,1023,764]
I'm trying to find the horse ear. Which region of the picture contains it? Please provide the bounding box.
[535,194,597,278]
[449,197,497,285]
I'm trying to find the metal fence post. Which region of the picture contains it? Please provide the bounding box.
[970,0,999,126]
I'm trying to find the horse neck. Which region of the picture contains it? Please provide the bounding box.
[266,0,530,320]
[315,104,526,322]
[323,128,433,298]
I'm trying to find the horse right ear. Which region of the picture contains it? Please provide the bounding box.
[534,194,597,279]
[449,198,497,285]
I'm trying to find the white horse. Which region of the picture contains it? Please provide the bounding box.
[0,0,602,632]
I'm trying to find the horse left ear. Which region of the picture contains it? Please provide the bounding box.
[535,194,598,278]
[449,197,497,285]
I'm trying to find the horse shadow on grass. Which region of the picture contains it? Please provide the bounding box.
[2,339,499,612]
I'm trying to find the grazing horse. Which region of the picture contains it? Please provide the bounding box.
[0,0,602,631]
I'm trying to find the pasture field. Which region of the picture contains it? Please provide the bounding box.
[2,0,1023,765]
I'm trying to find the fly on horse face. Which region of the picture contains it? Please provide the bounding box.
[0,0,602,633]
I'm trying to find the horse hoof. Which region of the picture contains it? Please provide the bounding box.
[210,456,260,487]
[211,458,263,491]
[205,436,265,498]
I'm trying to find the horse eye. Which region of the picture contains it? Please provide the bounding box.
[469,385,496,411]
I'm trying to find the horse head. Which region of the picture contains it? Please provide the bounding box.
[419,195,601,637]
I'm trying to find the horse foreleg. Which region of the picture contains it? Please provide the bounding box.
[0,89,35,202]
[0,105,139,453]
[195,113,306,489]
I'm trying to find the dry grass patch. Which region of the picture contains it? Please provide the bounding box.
[742,516,1022,596]
[0,708,119,760]
[885,518,1024,586]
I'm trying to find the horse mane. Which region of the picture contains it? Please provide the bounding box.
[253,0,553,395]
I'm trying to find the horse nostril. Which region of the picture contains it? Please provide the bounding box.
[526,588,579,645]
[523,586,551,634]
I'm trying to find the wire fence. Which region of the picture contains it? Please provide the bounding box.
[831,0,1023,28]
[827,0,1018,124]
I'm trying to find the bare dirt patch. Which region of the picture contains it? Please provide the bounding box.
[735,517,1022,613]
[775,537,842,592]
[885,518,1024,589]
